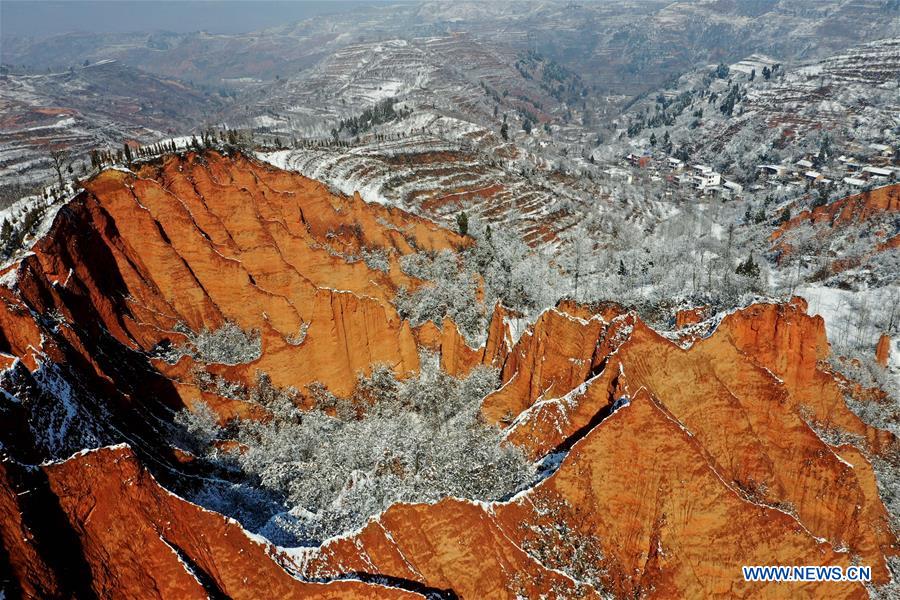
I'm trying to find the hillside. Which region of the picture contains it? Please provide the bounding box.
[5,1,899,94]
[0,60,226,193]
[1,152,897,598]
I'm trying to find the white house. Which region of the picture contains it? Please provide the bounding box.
[723,180,743,194]
[838,155,863,170]
[757,164,788,177]
[694,169,721,189]
[605,167,633,184]
[843,176,866,187]
[863,166,893,180]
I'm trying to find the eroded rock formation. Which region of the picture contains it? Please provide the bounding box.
[1,153,897,599]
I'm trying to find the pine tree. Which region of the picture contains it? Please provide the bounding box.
[735,253,760,279]
[777,206,791,224]
[456,211,469,236]
[0,220,12,245]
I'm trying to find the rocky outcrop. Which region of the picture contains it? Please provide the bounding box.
[717,299,894,454]
[438,303,524,377]
[876,333,892,367]
[300,298,897,598]
[1,446,418,599]
[302,388,886,599]
[674,305,708,329]
[1,153,897,599]
[772,184,899,238]
[1,151,469,422]
[770,183,900,273]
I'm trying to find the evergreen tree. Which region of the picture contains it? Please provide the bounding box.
[0,220,12,245]
[456,211,469,237]
[735,253,760,279]
[777,206,791,224]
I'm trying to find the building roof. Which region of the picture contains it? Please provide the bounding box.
[863,166,892,176]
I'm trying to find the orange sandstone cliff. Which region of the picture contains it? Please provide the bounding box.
[1,152,897,599]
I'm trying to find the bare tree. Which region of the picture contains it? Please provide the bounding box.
[49,148,71,190]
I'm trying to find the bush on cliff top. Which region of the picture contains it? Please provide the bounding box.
[176,355,533,544]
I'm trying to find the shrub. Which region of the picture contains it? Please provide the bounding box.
[174,400,221,453]
[160,322,261,365]
[176,356,533,544]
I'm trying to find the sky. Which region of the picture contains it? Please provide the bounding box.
[1,0,391,38]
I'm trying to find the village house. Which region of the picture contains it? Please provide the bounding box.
[869,143,894,157]
[757,164,788,178]
[804,170,823,182]
[626,153,651,168]
[723,180,743,196]
[692,165,721,189]
[863,166,893,181]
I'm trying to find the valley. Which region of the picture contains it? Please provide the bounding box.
[0,2,898,598]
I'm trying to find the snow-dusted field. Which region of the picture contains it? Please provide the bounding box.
[798,283,899,363]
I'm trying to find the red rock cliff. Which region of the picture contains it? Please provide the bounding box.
[1,153,897,599]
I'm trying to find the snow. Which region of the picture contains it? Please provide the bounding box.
[2,116,76,133]
[41,442,131,466]
[253,115,285,129]
[31,362,80,454]
[503,314,530,347]
[257,149,394,206]
[797,284,898,356]
[0,267,19,289]
[158,535,206,590]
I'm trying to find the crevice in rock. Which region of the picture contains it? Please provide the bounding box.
[1,458,99,600]
[161,537,231,600]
